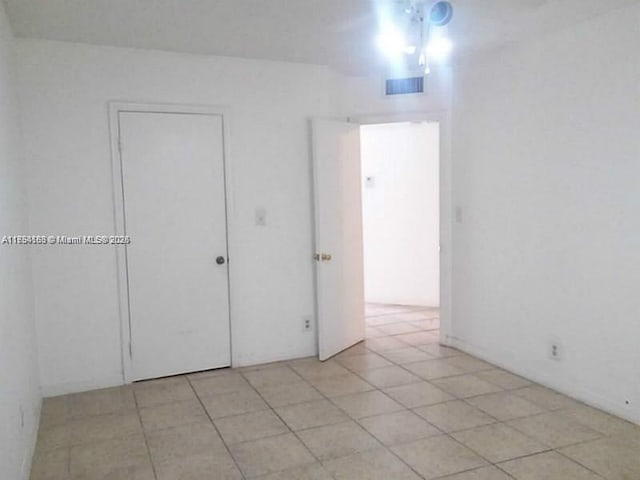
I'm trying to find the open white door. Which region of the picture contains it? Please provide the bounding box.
[312,119,365,361]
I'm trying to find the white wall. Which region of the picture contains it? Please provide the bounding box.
[341,68,451,118]
[450,3,640,423]
[361,122,440,306]
[0,4,40,479]
[15,39,336,395]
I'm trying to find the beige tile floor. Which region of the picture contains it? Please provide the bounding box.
[31,303,640,479]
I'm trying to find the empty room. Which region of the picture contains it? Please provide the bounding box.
[1,1,639,479]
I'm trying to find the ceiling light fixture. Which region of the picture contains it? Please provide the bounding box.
[377,1,454,75]
[376,28,416,58]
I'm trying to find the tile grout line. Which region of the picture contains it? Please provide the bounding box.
[323,333,521,478]
[454,429,554,470]
[428,464,517,480]
[299,396,426,478]
[338,321,567,478]
[553,448,609,479]
[66,445,72,479]
[235,369,337,478]
[368,319,614,479]
[322,323,494,478]
[132,388,160,480]
[333,333,511,478]
[348,323,617,434]
[285,355,437,476]
[338,337,614,478]
[286,358,432,478]
[380,328,591,472]
[184,375,248,480]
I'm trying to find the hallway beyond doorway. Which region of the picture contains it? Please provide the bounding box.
[366,303,440,335]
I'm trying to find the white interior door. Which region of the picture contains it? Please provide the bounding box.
[312,119,365,361]
[119,111,231,381]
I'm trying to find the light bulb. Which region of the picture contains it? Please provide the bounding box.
[377,28,415,58]
[377,29,405,57]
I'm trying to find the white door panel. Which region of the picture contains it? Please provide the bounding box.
[119,111,230,381]
[312,119,365,361]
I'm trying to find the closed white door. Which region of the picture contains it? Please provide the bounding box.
[119,111,230,381]
[312,119,365,361]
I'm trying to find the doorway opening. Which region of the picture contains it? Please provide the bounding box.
[360,121,441,341]
[311,116,448,361]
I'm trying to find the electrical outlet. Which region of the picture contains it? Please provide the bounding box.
[303,316,312,332]
[549,339,563,361]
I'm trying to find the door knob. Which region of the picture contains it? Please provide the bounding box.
[216,256,226,265]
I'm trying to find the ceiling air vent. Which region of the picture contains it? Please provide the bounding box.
[385,76,424,96]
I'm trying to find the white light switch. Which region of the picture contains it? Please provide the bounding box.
[255,208,267,226]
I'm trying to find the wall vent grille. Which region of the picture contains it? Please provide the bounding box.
[385,77,424,95]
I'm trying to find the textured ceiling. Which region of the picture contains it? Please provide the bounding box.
[5,0,639,74]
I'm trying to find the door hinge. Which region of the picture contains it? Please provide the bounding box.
[118,137,123,154]
[128,342,132,357]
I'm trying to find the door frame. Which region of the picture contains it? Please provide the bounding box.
[108,101,235,383]
[348,110,453,346]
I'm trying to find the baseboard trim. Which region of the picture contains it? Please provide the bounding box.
[449,336,640,426]
[20,396,41,480]
[232,347,317,369]
[41,374,125,397]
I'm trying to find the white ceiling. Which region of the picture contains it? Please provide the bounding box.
[4,0,639,74]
